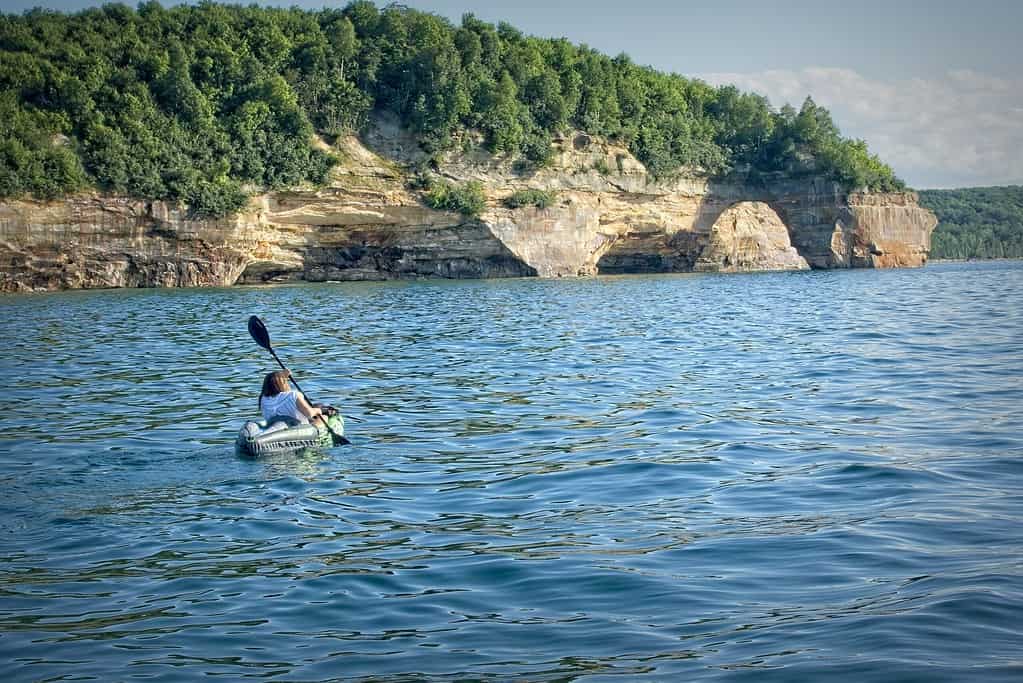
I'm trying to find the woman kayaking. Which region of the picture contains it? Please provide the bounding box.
[236,370,346,456]
[240,317,349,455]
[258,370,335,427]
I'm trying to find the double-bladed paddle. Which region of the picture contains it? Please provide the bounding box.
[247,315,351,445]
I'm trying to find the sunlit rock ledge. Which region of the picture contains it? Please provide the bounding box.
[0,123,936,292]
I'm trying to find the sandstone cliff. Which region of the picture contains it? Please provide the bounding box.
[0,123,937,292]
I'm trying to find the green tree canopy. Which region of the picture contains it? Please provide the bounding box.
[0,1,905,217]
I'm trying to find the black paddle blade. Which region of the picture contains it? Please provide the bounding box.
[248,316,272,350]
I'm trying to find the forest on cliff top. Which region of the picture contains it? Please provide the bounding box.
[0,1,905,217]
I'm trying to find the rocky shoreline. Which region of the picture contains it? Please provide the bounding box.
[0,125,937,292]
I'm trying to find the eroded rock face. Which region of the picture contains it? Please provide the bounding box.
[846,192,937,268]
[0,197,252,291]
[0,125,937,292]
[775,180,937,269]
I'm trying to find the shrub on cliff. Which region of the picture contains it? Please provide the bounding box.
[504,189,557,210]
[423,179,486,218]
[186,178,249,219]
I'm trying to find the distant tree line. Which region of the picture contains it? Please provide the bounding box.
[919,186,1023,260]
[0,1,905,217]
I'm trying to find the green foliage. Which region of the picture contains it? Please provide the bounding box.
[749,97,905,191]
[422,177,486,217]
[519,129,554,169]
[918,186,1023,259]
[504,188,557,209]
[0,92,86,198]
[186,177,248,219]
[303,79,371,137]
[0,1,907,215]
[0,3,337,215]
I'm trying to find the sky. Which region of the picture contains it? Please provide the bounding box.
[6,0,1022,189]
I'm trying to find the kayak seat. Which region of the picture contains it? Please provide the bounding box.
[267,414,302,428]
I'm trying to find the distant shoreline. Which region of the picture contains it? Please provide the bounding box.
[930,257,1022,263]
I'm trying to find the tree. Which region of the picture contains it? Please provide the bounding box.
[480,72,524,153]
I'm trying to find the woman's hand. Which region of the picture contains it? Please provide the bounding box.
[295,393,322,420]
[315,403,339,417]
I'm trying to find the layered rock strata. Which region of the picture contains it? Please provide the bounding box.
[0,127,936,292]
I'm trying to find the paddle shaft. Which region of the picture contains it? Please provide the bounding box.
[271,349,348,442]
[249,315,361,430]
[266,347,315,403]
[266,346,363,424]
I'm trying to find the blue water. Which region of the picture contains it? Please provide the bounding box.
[1,261,1021,681]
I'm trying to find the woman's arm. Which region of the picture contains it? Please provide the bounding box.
[295,393,323,421]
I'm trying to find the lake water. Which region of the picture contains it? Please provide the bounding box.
[1,261,1021,681]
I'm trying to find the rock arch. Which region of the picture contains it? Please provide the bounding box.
[693,201,809,272]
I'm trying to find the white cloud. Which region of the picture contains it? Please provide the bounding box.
[696,67,1023,189]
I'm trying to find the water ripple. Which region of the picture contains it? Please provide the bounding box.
[1,262,1022,681]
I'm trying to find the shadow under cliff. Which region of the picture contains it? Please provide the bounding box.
[237,221,538,284]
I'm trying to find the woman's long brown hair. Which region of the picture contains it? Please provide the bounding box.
[258,371,291,409]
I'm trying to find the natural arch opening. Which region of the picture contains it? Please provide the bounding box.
[693,201,809,272]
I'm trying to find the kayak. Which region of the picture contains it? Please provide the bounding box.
[236,413,345,457]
